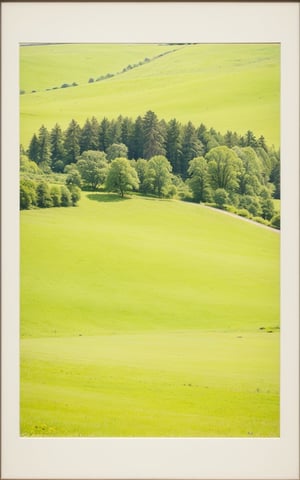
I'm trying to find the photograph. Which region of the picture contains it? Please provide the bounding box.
[1,2,299,479]
[19,41,281,438]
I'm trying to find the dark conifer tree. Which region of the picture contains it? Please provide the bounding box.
[99,117,111,152]
[131,115,144,159]
[80,117,99,153]
[64,119,81,164]
[166,118,182,174]
[37,125,52,168]
[142,110,166,159]
[120,116,134,151]
[50,123,65,168]
[28,133,40,163]
[108,117,122,145]
[180,121,204,178]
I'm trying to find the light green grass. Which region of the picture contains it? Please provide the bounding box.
[20,194,280,436]
[20,43,280,148]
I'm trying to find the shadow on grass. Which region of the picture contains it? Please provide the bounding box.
[86,193,129,203]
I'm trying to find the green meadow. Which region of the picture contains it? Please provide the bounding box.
[20,193,280,437]
[20,43,280,148]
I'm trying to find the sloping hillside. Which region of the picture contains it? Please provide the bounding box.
[20,43,280,147]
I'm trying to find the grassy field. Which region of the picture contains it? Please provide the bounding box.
[20,193,280,437]
[20,43,280,148]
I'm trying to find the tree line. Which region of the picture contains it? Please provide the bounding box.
[22,111,280,227]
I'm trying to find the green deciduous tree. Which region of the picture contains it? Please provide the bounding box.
[187,156,211,203]
[106,143,128,161]
[77,150,108,190]
[106,157,139,197]
[144,155,173,197]
[206,146,241,192]
[214,188,229,208]
[233,146,262,195]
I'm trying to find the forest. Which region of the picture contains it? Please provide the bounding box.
[20,110,280,228]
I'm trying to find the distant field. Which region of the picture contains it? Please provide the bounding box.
[20,43,280,148]
[20,193,280,436]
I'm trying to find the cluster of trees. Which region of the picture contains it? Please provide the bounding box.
[23,111,280,226]
[20,155,81,210]
[25,111,280,193]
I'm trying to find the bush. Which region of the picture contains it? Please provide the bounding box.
[236,208,251,218]
[67,185,81,206]
[270,214,280,229]
[225,205,237,214]
[20,179,37,209]
[36,181,53,208]
[60,185,72,206]
[214,188,229,209]
[252,216,270,226]
[50,185,62,207]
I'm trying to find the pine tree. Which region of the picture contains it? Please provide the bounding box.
[130,116,144,159]
[180,121,204,178]
[80,117,99,153]
[166,118,182,174]
[142,111,166,159]
[64,119,81,165]
[37,125,51,169]
[50,123,65,169]
[28,133,40,163]
[99,117,111,152]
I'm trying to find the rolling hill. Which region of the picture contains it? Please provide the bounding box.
[20,43,280,148]
[20,193,280,437]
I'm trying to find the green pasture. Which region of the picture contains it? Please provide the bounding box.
[20,43,280,148]
[20,193,280,436]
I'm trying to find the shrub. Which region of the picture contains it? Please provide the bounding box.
[214,188,229,209]
[225,205,237,214]
[50,185,62,207]
[252,216,270,226]
[67,185,81,206]
[88,78,94,83]
[236,208,251,218]
[270,214,280,229]
[60,185,72,206]
[36,181,53,208]
[20,179,37,209]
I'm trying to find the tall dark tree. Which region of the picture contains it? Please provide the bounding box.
[130,115,144,159]
[64,119,81,164]
[166,118,182,174]
[142,110,166,159]
[50,123,65,170]
[80,117,99,153]
[242,130,258,148]
[37,125,51,169]
[108,117,122,145]
[99,117,111,152]
[120,116,134,152]
[28,133,40,163]
[180,121,204,178]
